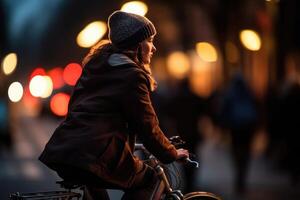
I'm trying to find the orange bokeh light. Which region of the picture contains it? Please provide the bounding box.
[48,67,65,89]
[63,63,82,86]
[50,93,70,116]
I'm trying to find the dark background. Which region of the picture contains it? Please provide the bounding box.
[1,0,300,199]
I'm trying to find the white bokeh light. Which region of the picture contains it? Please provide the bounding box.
[40,76,53,98]
[29,75,53,98]
[8,82,23,102]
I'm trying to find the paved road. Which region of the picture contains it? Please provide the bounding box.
[0,116,299,200]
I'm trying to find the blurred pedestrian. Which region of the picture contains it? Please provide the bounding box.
[276,54,300,185]
[219,72,258,194]
[279,81,300,185]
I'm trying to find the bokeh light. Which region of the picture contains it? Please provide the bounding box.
[196,42,218,62]
[189,50,214,97]
[48,67,64,89]
[121,1,148,16]
[2,53,17,75]
[29,75,45,97]
[166,51,190,79]
[8,82,23,102]
[50,93,70,116]
[63,63,82,86]
[77,21,107,48]
[40,76,53,98]
[29,75,53,98]
[239,29,262,51]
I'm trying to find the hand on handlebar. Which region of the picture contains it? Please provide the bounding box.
[176,148,199,168]
[176,148,189,162]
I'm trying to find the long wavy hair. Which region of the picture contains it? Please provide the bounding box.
[82,40,157,91]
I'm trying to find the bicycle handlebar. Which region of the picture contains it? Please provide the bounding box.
[134,143,199,168]
[134,143,146,151]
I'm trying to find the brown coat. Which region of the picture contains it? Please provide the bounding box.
[39,58,177,188]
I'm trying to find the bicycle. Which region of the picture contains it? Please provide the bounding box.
[134,136,221,200]
[9,136,222,200]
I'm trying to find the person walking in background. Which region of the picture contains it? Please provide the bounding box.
[39,10,189,200]
[276,53,300,185]
[266,52,300,186]
[219,72,258,194]
[278,79,300,186]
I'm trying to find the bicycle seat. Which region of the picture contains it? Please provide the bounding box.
[56,180,84,190]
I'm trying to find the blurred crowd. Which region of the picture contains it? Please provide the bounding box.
[149,64,300,195]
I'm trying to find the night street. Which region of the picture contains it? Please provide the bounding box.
[1,115,299,200]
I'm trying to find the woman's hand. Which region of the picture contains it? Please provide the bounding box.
[176,148,189,161]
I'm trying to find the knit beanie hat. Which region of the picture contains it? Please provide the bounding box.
[108,11,156,49]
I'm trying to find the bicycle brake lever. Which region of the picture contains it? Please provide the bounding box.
[186,158,199,168]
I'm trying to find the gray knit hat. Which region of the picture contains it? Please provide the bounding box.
[108,11,156,49]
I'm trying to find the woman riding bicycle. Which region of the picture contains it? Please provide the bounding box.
[39,10,189,200]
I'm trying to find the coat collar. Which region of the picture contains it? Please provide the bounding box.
[108,53,136,66]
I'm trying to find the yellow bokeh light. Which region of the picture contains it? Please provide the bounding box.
[196,42,218,62]
[166,51,190,79]
[121,1,148,16]
[8,82,23,102]
[77,21,107,48]
[239,29,261,51]
[29,75,53,98]
[189,50,215,97]
[2,53,17,75]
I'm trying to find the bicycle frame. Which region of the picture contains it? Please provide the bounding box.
[136,143,196,199]
[134,143,222,200]
[151,160,184,200]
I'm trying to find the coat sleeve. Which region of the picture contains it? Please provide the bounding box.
[121,70,178,164]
